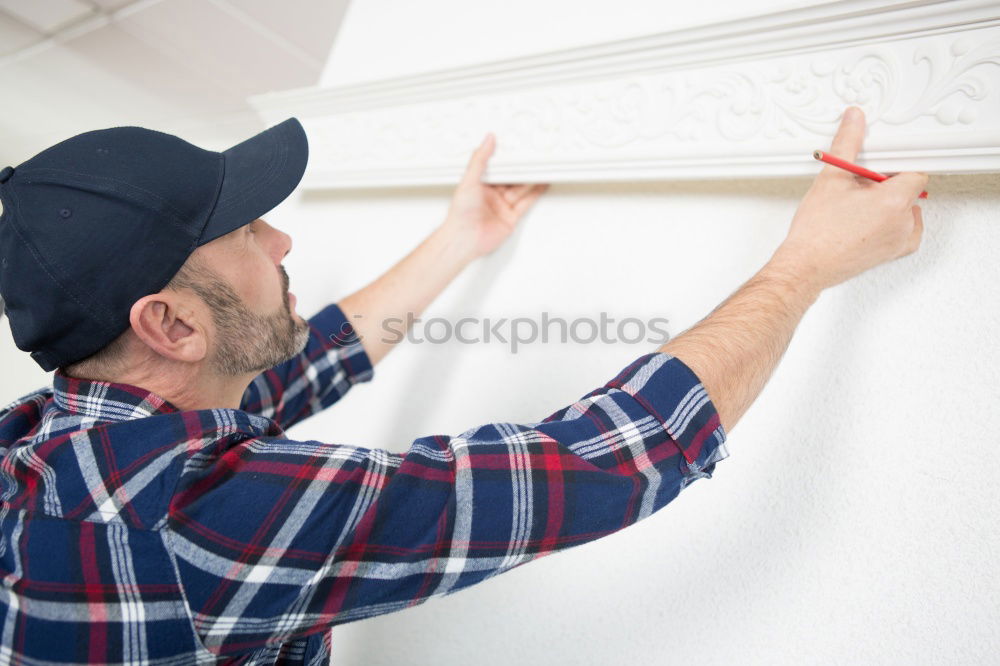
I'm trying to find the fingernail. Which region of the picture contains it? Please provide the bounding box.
[846,106,861,121]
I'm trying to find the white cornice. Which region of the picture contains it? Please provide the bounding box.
[249,0,1000,189]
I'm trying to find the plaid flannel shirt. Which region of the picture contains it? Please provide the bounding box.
[0,302,729,664]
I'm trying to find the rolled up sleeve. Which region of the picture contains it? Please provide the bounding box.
[605,351,730,487]
[239,302,374,431]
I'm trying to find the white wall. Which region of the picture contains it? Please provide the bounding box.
[290,1,997,664]
[275,173,1000,666]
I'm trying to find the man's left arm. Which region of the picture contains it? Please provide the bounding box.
[339,132,547,366]
[241,133,548,430]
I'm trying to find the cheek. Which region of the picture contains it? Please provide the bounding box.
[223,240,280,307]
[230,261,274,308]
[251,270,277,306]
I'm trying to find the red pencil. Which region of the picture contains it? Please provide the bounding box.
[813,150,928,199]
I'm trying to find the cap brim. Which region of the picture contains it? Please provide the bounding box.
[198,117,308,246]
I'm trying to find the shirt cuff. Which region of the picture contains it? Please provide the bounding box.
[309,302,374,385]
[608,352,729,481]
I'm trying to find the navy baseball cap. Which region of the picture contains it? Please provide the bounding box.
[0,117,308,372]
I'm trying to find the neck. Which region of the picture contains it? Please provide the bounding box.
[108,360,253,411]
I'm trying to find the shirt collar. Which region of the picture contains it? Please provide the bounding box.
[52,368,181,422]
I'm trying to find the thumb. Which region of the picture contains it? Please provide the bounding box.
[881,171,929,207]
[460,133,495,185]
[900,204,924,257]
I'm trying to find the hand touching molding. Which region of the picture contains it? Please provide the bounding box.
[250,0,1000,188]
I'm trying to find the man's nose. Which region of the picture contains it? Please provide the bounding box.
[260,219,292,262]
[277,229,292,261]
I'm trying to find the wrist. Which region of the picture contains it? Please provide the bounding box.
[434,218,481,265]
[762,248,825,306]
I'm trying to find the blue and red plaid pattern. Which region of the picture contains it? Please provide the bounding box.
[0,302,729,663]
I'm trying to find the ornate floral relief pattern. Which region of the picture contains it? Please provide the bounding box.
[295,28,1000,182]
[886,35,1000,125]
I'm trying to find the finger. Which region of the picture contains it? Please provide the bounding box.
[460,133,495,186]
[823,106,866,178]
[503,182,539,204]
[881,171,930,208]
[512,183,548,217]
[904,204,924,255]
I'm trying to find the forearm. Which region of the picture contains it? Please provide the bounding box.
[339,222,478,366]
[658,250,822,434]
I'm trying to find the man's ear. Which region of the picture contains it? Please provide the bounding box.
[128,291,209,363]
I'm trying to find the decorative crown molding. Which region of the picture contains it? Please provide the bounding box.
[249,0,1000,189]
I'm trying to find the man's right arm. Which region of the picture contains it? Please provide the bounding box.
[165,350,727,656]
[662,105,929,434]
[659,257,820,434]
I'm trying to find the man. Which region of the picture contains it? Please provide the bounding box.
[0,107,926,663]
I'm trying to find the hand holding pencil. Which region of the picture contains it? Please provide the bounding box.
[767,106,930,293]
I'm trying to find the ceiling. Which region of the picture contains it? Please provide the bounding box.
[0,0,351,164]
